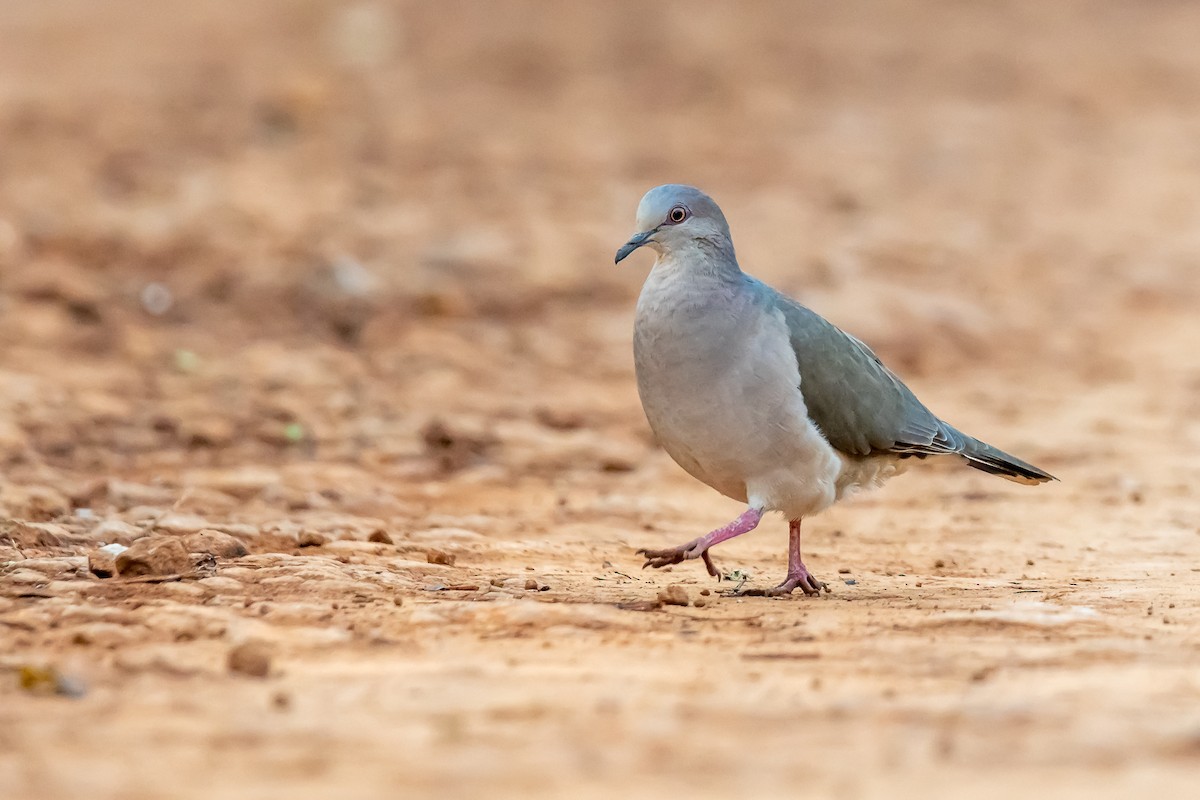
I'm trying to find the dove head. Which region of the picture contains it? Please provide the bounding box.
[615,184,736,266]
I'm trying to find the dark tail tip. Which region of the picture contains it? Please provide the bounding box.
[962,440,1057,485]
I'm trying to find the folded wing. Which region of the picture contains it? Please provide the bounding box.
[770,289,1055,484]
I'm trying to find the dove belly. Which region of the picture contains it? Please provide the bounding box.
[634,298,844,519]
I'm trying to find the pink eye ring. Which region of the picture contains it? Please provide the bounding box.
[667,205,688,224]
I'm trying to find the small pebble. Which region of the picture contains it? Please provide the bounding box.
[116,537,191,577]
[368,529,394,544]
[426,549,456,566]
[657,584,689,607]
[140,282,174,315]
[298,531,328,547]
[228,641,272,678]
[183,529,248,559]
[524,579,538,590]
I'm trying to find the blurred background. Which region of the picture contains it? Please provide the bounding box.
[3,2,1200,799]
[1,0,1198,468]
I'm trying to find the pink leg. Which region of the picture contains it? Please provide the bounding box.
[769,519,826,596]
[638,507,763,579]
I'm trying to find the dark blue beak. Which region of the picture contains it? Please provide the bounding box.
[614,229,656,264]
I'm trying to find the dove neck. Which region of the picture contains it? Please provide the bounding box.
[652,238,741,281]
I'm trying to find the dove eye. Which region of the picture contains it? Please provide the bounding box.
[666,206,689,224]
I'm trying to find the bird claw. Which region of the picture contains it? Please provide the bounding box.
[733,572,828,598]
[772,575,828,596]
[700,550,723,580]
[637,539,721,578]
[637,547,684,569]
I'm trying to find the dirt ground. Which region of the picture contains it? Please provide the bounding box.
[1,1,1199,797]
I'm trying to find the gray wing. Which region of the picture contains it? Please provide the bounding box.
[771,291,965,458]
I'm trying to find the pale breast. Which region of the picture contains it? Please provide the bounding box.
[633,266,835,510]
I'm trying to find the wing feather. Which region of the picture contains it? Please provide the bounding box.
[769,288,963,458]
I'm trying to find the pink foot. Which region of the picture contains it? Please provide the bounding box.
[637,508,763,580]
[766,566,827,596]
[732,518,828,598]
[735,564,828,597]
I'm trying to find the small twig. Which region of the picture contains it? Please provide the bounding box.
[117,573,187,584]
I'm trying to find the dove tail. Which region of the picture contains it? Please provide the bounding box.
[960,438,1057,485]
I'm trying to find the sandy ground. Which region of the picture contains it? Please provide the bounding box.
[2,1,1200,797]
